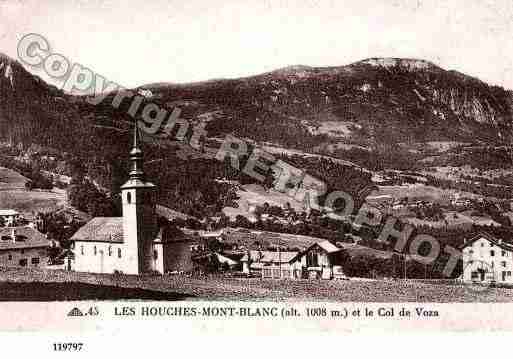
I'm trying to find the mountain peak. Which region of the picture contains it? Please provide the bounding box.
[268,65,315,77]
[357,57,440,71]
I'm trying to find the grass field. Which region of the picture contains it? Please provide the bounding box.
[373,184,479,205]
[0,167,66,220]
[223,183,307,221]
[1,267,512,302]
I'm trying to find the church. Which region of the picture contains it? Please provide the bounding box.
[69,125,192,275]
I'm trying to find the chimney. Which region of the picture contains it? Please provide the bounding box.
[11,228,15,242]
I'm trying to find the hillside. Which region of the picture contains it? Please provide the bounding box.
[138,57,513,148]
[0,53,512,225]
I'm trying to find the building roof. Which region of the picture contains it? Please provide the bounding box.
[70,217,124,243]
[199,229,225,238]
[315,240,342,254]
[240,250,299,264]
[0,226,52,250]
[215,253,238,266]
[0,209,18,216]
[71,217,187,244]
[293,240,342,261]
[461,231,513,251]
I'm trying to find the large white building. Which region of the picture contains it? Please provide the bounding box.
[70,125,192,275]
[461,232,513,284]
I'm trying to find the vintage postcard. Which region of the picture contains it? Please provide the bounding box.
[1,0,513,349]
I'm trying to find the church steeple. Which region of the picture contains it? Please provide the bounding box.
[128,122,145,180]
[120,120,157,275]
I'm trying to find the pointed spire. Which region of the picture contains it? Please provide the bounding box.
[128,121,144,180]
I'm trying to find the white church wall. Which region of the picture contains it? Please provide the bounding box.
[72,242,130,274]
[122,188,144,275]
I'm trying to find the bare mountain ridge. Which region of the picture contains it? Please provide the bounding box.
[1,53,513,160]
[134,57,513,147]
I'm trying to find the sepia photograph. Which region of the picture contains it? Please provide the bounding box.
[1,0,513,340]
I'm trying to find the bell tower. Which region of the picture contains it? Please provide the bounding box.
[120,122,157,274]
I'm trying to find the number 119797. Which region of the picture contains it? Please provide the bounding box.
[53,343,84,352]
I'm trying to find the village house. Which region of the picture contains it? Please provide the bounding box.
[0,226,52,268]
[461,232,513,284]
[0,209,20,227]
[240,240,347,280]
[241,250,302,279]
[69,126,192,275]
[294,240,346,280]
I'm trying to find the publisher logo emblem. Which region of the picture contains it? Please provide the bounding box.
[67,307,84,317]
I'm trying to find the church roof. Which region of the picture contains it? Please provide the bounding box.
[120,178,156,189]
[70,217,124,243]
[71,217,188,244]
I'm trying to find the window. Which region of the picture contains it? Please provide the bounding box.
[502,261,507,267]
[469,249,474,255]
[471,271,478,279]
[481,243,485,247]
[118,248,122,258]
[8,254,12,261]
[502,251,507,257]
[31,257,40,265]
[272,268,281,278]
[127,192,132,204]
[19,258,27,267]
[153,250,158,260]
[80,245,84,255]
[94,246,97,256]
[490,250,495,257]
[108,246,112,256]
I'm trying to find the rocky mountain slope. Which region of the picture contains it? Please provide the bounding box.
[1,53,512,201]
[137,57,513,149]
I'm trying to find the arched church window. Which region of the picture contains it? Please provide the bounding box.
[118,248,122,258]
[108,246,112,256]
[94,246,97,256]
[127,192,132,204]
[80,245,84,255]
[153,250,158,259]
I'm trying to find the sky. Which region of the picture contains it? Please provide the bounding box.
[1,0,513,90]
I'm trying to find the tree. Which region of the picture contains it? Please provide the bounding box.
[234,215,252,228]
[68,177,117,217]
